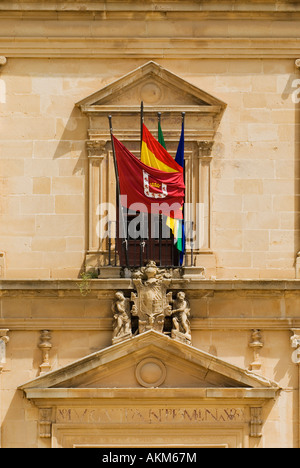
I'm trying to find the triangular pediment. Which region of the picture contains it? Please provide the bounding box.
[76,61,226,111]
[76,61,226,147]
[19,330,278,393]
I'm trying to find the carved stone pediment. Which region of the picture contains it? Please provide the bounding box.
[20,330,278,392]
[76,60,226,148]
[19,330,279,446]
[76,60,225,110]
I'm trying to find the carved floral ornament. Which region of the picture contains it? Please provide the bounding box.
[112,261,191,345]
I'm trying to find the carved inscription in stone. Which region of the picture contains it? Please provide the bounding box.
[56,406,245,425]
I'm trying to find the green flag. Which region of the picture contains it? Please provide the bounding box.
[158,119,166,150]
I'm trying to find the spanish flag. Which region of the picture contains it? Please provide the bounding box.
[141,124,182,174]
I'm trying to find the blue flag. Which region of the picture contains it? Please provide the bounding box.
[175,119,185,265]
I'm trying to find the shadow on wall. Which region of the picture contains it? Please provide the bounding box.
[52,105,89,277]
[53,106,88,176]
[279,68,300,267]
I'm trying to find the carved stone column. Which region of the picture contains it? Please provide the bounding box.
[87,141,107,253]
[249,329,263,373]
[0,329,9,372]
[38,330,52,375]
[196,141,213,251]
[295,59,300,277]
[291,329,300,447]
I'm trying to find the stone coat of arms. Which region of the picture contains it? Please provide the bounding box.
[111,261,191,345]
[131,261,173,334]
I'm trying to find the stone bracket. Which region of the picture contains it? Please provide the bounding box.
[39,408,53,438]
[250,407,263,438]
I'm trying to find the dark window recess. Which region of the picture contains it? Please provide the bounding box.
[107,208,194,268]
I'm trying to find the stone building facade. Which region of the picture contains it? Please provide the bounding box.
[1,0,300,448]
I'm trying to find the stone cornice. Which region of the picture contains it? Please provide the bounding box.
[1,317,300,331]
[1,37,300,59]
[21,386,279,403]
[1,279,299,331]
[1,277,300,291]
[1,278,300,292]
[1,1,300,15]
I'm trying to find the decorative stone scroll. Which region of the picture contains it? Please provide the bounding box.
[112,261,192,345]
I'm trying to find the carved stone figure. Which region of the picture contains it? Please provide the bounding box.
[171,291,191,344]
[112,291,132,344]
[131,261,173,334]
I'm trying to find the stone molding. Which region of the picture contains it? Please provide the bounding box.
[2,317,300,332]
[2,1,300,14]
[1,278,300,292]
[1,37,300,59]
[1,280,300,331]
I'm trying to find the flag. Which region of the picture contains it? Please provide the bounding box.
[164,119,185,262]
[158,118,167,150]
[113,135,185,220]
[141,124,182,173]
[174,119,185,264]
[140,121,185,261]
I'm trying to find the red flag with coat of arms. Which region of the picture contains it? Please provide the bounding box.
[113,135,185,220]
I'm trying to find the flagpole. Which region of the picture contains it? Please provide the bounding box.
[140,101,144,154]
[181,112,185,180]
[108,115,129,268]
[181,112,186,266]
